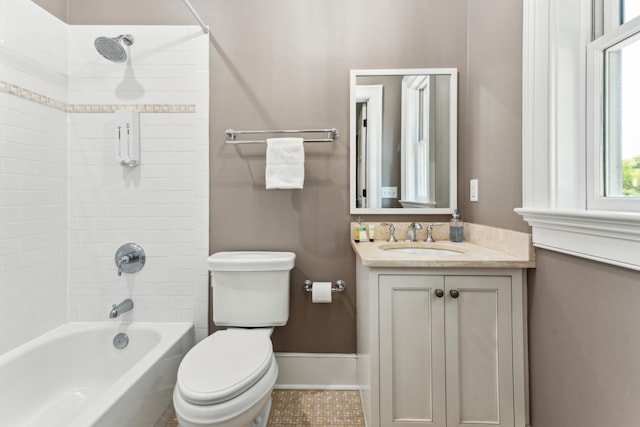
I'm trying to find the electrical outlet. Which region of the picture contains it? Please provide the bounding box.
[381,187,397,198]
[470,179,479,202]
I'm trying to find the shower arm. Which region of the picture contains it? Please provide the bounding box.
[180,0,209,34]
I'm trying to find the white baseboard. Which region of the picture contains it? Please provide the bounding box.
[274,352,358,390]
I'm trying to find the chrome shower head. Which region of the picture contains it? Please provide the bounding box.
[94,34,135,63]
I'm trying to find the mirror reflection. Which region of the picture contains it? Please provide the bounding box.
[350,69,457,214]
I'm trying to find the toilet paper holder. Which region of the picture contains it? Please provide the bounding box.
[303,280,346,293]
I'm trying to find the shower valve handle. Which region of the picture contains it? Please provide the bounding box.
[115,243,145,276]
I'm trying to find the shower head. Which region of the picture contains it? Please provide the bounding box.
[94,34,135,63]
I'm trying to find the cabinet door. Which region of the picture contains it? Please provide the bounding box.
[444,276,514,427]
[379,275,446,427]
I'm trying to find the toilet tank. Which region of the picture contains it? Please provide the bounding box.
[208,251,295,327]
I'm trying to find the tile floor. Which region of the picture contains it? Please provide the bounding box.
[164,390,365,427]
[268,390,365,427]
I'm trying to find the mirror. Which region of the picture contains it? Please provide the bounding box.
[349,68,457,214]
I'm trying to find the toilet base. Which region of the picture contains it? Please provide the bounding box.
[174,392,273,427]
[250,397,271,427]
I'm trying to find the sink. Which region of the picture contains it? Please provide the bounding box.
[379,243,464,256]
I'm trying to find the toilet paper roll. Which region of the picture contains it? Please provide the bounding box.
[312,282,332,303]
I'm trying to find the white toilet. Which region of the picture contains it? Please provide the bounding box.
[173,251,295,427]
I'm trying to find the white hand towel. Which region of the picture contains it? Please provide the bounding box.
[265,137,305,189]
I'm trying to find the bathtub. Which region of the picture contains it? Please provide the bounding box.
[0,322,194,427]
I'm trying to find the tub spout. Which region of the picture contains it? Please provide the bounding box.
[109,298,134,318]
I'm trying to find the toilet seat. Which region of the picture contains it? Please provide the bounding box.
[173,355,278,427]
[177,330,273,405]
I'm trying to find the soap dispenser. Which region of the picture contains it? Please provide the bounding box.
[353,217,363,242]
[449,209,464,242]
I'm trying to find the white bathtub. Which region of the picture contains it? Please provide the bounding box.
[0,322,194,427]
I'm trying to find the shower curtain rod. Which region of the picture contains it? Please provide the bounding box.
[180,0,209,34]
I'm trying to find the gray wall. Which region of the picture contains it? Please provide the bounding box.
[529,249,640,427]
[48,0,469,354]
[32,0,640,425]
[463,0,525,232]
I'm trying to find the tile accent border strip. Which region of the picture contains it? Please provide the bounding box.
[1,81,67,112]
[0,81,196,113]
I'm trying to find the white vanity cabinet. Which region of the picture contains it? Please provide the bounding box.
[357,263,529,427]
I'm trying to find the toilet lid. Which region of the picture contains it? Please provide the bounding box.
[177,330,273,405]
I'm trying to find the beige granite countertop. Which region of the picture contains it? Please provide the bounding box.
[351,222,536,268]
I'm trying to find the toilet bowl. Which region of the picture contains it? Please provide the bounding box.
[173,329,278,427]
[173,251,295,427]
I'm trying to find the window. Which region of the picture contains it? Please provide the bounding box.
[622,0,640,23]
[400,75,436,208]
[518,0,640,271]
[588,3,640,211]
[416,81,430,203]
[604,32,640,197]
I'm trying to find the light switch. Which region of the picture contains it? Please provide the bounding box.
[470,179,479,202]
[381,187,397,198]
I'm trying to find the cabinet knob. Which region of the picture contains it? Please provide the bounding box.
[450,289,460,298]
[435,289,444,298]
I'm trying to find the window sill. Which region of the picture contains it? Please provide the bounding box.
[399,200,437,208]
[515,208,640,271]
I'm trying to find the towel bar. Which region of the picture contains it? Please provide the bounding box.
[225,128,339,144]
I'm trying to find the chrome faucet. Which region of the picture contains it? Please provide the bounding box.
[405,222,423,242]
[425,223,445,243]
[109,299,134,318]
[381,223,398,242]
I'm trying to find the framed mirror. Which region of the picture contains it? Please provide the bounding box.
[349,68,457,214]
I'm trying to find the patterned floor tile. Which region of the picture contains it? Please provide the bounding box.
[164,390,365,427]
[267,390,365,426]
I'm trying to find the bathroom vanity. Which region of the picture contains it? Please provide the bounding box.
[352,223,535,427]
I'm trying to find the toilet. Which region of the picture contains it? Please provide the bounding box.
[173,251,295,427]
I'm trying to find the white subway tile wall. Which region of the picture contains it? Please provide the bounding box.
[0,1,210,354]
[67,26,209,340]
[0,0,69,354]
[0,0,68,100]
